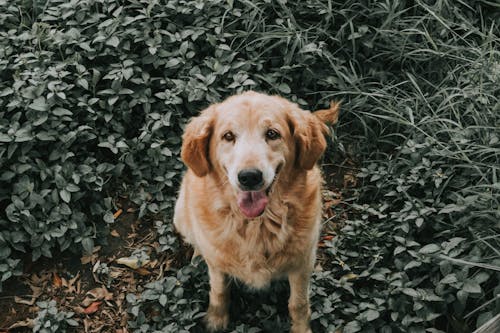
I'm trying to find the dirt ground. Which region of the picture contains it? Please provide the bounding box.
[0,161,356,333]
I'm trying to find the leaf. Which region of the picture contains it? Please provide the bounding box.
[106,36,120,47]
[113,209,123,219]
[439,204,466,214]
[440,274,458,284]
[277,83,291,94]
[83,301,102,314]
[82,287,113,306]
[402,288,419,298]
[60,189,71,203]
[103,212,115,223]
[419,244,440,254]
[116,257,150,269]
[0,133,12,142]
[463,280,482,294]
[82,237,94,254]
[53,273,62,287]
[159,294,167,306]
[363,309,380,321]
[28,97,48,111]
[53,107,73,116]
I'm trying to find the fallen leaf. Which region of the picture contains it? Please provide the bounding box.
[83,301,102,314]
[113,209,123,219]
[82,287,113,306]
[110,229,120,237]
[73,306,86,314]
[109,267,125,279]
[14,296,36,306]
[135,267,151,276]
[62,272,80,294]
[342,273,358,281]
[116,257,150,269]
[53,272,62,287]
[8,319,34,329]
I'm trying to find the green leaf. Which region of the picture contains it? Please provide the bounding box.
[106,36,120,47]
[60,189,71,203]
[0,133,12,142]
[159,294,167,306]
[463,280,481,294]
[103,212,114,224]
[277,83,291,94]
[28,97,48,111]
[440,274,458,284]
[419,244,440,254]
[363,309,380,321]
[439,204,466,214]
[53,108,73,116]
[81,238,94,254]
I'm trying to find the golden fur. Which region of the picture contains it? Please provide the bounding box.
[174,91,339,332]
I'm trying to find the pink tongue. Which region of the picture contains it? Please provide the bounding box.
[237,191,268,218]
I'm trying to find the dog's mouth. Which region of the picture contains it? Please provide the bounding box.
[236,163,283,219]
[237,190,268,218]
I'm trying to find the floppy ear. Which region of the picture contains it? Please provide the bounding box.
[181,107,214,177]
[313,101,341,126]
[290,109,330,170]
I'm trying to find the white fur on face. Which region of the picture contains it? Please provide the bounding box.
[210,94,294,194]
[224,131,278,191]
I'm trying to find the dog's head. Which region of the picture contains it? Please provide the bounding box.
[181,91,339,218]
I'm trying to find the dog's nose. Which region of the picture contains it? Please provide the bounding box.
[238,169,263,189]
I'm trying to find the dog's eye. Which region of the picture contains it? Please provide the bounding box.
[265,129,280,140]
[223,131,235,142]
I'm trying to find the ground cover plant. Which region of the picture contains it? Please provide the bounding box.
[0,0,499,332]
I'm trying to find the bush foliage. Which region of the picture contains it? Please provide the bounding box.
[0,0,499,332]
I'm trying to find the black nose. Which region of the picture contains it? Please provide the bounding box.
[238,169,263,189]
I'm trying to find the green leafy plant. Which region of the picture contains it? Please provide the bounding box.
[33,300,78,333]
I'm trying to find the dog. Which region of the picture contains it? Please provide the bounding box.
[174,91,339,332]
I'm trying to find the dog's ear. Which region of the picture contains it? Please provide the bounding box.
[181,107,215,177]
[289,109,330,170]
[313,101,341,126]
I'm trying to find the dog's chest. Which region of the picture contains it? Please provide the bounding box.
[213,217,300,288]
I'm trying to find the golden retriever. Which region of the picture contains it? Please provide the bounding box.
[174,91,339,332]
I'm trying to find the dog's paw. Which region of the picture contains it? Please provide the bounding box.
[204,306,229,332]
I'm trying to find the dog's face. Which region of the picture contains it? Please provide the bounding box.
[181,92,330,218]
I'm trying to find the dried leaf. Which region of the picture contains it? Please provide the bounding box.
[82,287,113,306]
[342,273,358,281]
[62,273,81,294]
[8,318,34,329]
[116,257,150,269]
[83,301,102,314]
[53,272,62,287]
[110,229,120,237]
[135,267,151,276]
[113,209,123,219]
[14,296,36,306]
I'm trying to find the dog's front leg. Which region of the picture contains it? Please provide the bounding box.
[205,263,230,332]
[288,270,312,333]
